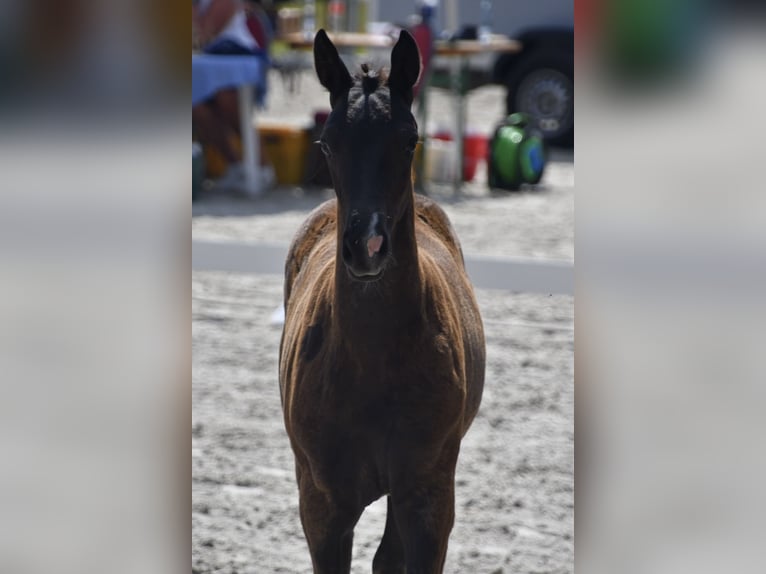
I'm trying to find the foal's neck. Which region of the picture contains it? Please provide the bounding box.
[333,191,422,333]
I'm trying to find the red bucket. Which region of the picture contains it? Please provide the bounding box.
[463,133,488,182]
[431,131,488,182]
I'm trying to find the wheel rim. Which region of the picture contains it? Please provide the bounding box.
[515,68,573,140]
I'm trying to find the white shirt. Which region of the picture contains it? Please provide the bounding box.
[198,0,259,51]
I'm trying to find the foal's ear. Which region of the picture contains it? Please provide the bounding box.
[388,29,421,107]
[314,29,352,107]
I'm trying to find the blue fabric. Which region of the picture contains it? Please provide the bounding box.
[192,54,268,106]
[204,39,264,57]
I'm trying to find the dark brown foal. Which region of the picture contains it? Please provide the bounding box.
[279,30,485,574]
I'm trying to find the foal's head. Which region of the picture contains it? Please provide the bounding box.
[314,29,421,281]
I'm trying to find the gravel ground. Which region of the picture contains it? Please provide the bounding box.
[193,66,573,573]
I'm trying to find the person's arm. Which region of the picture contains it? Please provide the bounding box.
[194,0,240,45]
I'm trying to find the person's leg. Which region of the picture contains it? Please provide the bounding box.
[192,101,240,164]
[198,40,261,163]
[213,89,242,135]
[197,42,265,179]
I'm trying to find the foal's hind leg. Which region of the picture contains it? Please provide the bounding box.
[372,496,405,574]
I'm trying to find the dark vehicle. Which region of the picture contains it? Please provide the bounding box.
[379,0,574,147]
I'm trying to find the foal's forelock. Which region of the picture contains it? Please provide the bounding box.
[358,63,388,94]
[343,65,395,123]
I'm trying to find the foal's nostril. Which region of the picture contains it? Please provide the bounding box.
[342,219,388,273]
[376,235,388,258]
[342,240,353,265]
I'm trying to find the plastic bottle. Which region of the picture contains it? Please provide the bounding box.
[356,0,369,33]
[329,1,346,33]
[303,0,316,39]
[479,0,492,43]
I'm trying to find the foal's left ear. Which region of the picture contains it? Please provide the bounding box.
[388,30,421,107]
[314,29,352,107]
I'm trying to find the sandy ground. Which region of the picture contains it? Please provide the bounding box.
[192,67,573,573]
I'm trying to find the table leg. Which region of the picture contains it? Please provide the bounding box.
[237,84,263,197]
[415,72,430,195]
[450,57,465,193]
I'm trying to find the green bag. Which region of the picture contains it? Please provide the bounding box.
[488,113,546,191]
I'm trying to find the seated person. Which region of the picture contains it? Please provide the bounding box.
[193,0,266,186]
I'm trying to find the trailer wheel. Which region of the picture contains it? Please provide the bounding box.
[505,52,573,148]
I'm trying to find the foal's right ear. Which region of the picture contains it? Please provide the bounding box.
[314,29,352,107]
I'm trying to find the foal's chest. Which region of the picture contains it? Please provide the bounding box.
[290,341,463,494]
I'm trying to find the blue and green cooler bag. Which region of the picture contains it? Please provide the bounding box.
[488,113,546,191]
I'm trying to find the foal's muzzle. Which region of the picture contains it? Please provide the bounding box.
[341,212,389,280]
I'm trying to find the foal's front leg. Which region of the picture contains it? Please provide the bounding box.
[298,473,360,574]
[390,437,461,574]
[391,473,456,574]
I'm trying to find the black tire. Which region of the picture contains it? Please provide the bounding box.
[505,51,573,148]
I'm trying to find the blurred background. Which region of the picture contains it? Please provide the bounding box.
[578,2,766,573]
[191,0,573,199]
[576,1,766,572]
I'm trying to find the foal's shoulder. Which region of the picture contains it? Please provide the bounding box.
[284,199,337,305]
[414,194,465,265]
